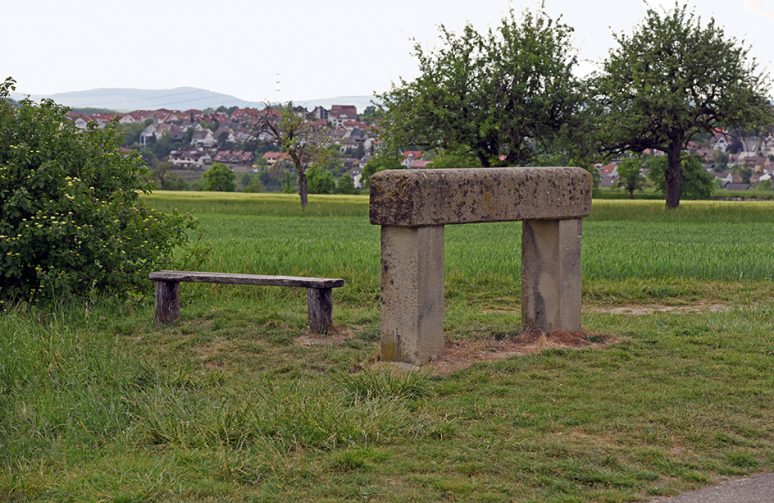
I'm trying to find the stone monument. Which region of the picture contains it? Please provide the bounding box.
[369,167,592,364]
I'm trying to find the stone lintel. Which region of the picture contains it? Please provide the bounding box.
[370,167,592,227]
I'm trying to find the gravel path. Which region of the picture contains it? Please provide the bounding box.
[654,473,774,503]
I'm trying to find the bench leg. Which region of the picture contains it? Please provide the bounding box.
[155,280,181,324]
[307,287,333,334]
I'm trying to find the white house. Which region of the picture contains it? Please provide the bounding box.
[139,124,157,145]
[191,129,217,148]
[169,150,211,168]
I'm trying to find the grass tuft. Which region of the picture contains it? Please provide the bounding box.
[337,369,431,403]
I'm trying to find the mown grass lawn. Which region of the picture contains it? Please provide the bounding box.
[2,193,773,502]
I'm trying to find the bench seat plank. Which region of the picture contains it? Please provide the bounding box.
[149,270,344,289]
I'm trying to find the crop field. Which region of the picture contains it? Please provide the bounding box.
[2,193,773,501]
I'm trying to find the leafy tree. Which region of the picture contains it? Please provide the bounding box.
[238,172,263,193]
[379,8,584,167]
[361,105,381,123]
[281,171,297,194]
[307,166,336,194]
[360,150,403,187]
[151,161,186,190]
[256,105,330,208]
[354,142,366,159]
[428,146,482,168]
[201,163,236,192]
[732,165,753,184]
[217,131,231,149]
[645,154,714,200]
[0,77,193,304]
[711,151,729,172]
[120,122,145,147]
[148,132,174,159]
[594,3,772,208]
[616,157,645,198]
[336,174,357,194]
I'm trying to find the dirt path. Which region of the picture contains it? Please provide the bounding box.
[652,472,774,502]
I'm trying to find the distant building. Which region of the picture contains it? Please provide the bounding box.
[263,151,291,166]
[191,129,217,148]
[213,150,256,165]
[169,150,211,168]
[328,105,358,127]
[309,106,328,121]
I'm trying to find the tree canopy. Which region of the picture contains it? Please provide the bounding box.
[202,163,236,192]
[379,8,585,168]
[594,2,771,207]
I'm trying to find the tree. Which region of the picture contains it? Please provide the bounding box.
[360,150,403,187]
[732,164,753,184]
[428,146,482,168]
[307,166,336,194]
[238,172,263,193]
[336,174,357,194]
[645,154,714,200]
[201,163,236,192]
[0,77,193,304]
[594,3,772,208]
[711,151,729,172]
[256,105,329,208]
[379,8,584,167]
[616,157,646,198]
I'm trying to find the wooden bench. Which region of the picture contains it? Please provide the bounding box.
[149,270,345,334]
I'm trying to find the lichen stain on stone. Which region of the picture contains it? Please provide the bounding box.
[381,340,396,361]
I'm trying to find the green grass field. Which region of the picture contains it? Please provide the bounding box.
[2,193,773,501]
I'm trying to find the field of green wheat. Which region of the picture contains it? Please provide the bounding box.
[2,193,772,502]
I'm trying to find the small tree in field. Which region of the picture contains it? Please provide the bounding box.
[201,163,236,192]
[256,105,329,208]
[594,3,772,208]
[0,77,193,305]
[616,157,645,198]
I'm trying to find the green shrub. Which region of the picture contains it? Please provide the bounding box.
[0,77,194,304]
[201,162,236,192]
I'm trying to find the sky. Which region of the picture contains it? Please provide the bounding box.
[2,0,773,103]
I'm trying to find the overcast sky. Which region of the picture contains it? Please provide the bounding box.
[2,0,773,102]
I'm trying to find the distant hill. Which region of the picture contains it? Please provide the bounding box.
[10,87,377,113]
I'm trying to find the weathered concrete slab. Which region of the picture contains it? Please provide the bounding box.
[370,167,592,226]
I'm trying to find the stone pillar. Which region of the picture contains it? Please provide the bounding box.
[380,225,445,364]
[521,219,582,332]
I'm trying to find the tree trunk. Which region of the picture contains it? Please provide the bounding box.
[476,151,491,167]
[298,170,309,209]
[665,142,683,209]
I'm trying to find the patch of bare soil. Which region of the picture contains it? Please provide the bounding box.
[589,302,730,316]
[427,330,614,376]
[192,338,235,368]
[295,326,356,346]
